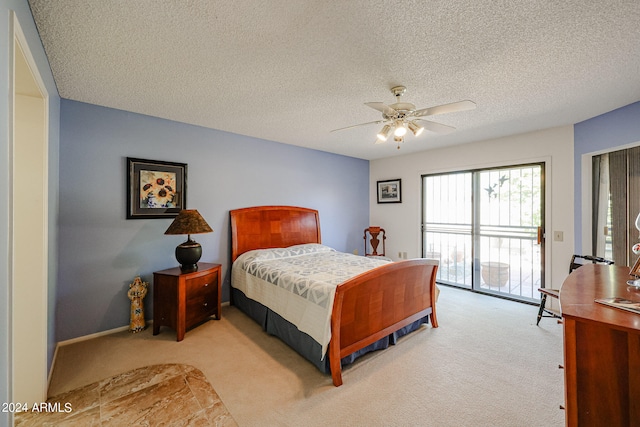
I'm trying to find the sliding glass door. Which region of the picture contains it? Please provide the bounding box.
[422,164,544,302]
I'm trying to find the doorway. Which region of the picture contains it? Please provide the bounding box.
[10,12,49,404]
[422,163,545,302]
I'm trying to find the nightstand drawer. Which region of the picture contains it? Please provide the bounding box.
[186,293,216,328]
[186,272,218,300]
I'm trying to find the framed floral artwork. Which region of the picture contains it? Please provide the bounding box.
[127,157,187,219]
[377,179,401,203]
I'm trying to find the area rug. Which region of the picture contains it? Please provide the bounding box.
[15,364,237,426]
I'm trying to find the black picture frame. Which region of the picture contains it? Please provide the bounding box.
[126,157,187,219]
[377,179,402,203]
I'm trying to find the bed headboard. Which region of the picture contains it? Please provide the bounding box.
[230,205,321,261]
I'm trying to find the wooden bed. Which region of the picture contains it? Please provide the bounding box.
[230,205,439,386]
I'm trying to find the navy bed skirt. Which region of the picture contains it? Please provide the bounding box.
[231,287,429,374]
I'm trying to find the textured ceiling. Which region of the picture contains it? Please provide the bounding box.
[28,0,640,160]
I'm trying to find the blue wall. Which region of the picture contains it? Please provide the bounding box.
[573,101,640,250]
[1,0,61,422]
[57,99,370,341]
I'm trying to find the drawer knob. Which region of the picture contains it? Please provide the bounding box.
[204,283,209,287]
[203,302,208,307]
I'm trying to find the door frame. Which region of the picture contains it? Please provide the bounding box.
[9,10,50,405]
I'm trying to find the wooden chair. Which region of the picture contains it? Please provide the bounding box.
[364,227,386,257]
[536,254,614,325]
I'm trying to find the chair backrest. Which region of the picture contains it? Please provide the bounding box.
[364,226,386,257]
[569,254,614,273]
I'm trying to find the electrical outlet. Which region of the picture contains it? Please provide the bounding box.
[353,249,358,255]
[402,252,408,259]
[554,231,563,242]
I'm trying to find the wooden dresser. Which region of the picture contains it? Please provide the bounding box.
[153,263,221,341]
[560,264,640,426]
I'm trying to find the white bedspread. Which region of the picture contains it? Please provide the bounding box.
[231,244,390,358]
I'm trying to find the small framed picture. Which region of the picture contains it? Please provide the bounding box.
[630,257,640,278]
[127,157,187,219]
[377,179,402,204]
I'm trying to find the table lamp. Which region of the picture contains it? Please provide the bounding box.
[164,209,213,272]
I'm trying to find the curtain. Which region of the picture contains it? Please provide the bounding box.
[609,150,628,265]
[592,154,609,257]
[596,146,640,266]
[628,146,640,252]
[591,147,640,265]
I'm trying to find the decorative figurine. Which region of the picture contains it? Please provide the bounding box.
[127,277,149,333]
[630,213,640,278]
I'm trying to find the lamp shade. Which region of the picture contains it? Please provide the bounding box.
[164,209,213,235]
[165,209,213,271]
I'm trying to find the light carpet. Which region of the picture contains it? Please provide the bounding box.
[42,285,564,426]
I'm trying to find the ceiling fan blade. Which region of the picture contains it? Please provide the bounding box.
[330,119,386,132]
[413,100,476,117]
[415,119,456,134]
[364,102,398,117]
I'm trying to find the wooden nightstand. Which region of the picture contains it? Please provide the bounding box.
[153,262,221,341]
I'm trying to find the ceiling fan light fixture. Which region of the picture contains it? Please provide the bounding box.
[376,124,392,141]
[394,121,407,137]
[408,121,424,136]
[331,86,475,150]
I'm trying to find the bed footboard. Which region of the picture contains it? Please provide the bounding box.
[329,259,439,386]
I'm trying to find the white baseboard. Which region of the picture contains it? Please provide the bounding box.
[58,324,133,347]
[47,345,59,389]
[48,301,231,384]
[48,323,144,387]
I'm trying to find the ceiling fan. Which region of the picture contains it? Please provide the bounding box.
[331,86,476,148]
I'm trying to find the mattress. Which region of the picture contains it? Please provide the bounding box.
[231,243,391,358]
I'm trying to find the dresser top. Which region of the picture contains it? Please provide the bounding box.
[560,264,640,333]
